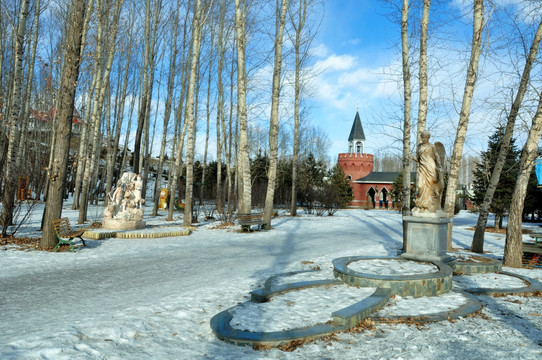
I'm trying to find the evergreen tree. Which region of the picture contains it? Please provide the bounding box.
[472,126,520,229]
[322,164,353,214]
[296,153,325,212]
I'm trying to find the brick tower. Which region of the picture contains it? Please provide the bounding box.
[338,111,374,207]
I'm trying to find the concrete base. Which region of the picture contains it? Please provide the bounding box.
[102,218,146,230]
[401,216,453,263]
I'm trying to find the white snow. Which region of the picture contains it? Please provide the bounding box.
[347,258,439,275]
[453,272,529,289]
[230,285,377,332]
[1,203,542,359]
[378,292,470,316]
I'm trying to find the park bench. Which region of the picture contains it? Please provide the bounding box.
[237,212,266,232]
[52,218,87,252]
[529,232,542,244]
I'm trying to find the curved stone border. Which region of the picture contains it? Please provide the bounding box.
[210,279,391,347]
[460,270,542,296]
[333,256,453,298]
[375,290,482,323]
[450,255,502,274]
[83,228,191,240]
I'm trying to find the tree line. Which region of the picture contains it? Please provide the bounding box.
[0,0,337,247]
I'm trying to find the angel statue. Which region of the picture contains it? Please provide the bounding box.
[410,131,445,215]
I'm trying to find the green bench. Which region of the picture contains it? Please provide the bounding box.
[52,218,87,252]
[237,212,266,232]
[529,233,542,244]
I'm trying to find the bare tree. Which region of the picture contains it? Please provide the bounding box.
[443,0,484,249]
[235,0,252,214]
[183,0,205,226]
[471,19,542,253]
[288,0,316,216]
[78,0,124,224]
[151,0,183,216]
[263,0,290,228]
[215,0,228,213]
[504,93,542,267]
[1,0,31,234]
[41,0,87,247]
[400,0,412,248]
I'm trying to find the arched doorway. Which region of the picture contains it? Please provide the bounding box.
[367,187,376,208]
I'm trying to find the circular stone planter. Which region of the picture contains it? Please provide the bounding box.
[458,270,542,296]
[450,254,502,275]
[210,279,391,347]
[333,256,453,298]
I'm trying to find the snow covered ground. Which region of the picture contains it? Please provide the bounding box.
[1,202,541,359]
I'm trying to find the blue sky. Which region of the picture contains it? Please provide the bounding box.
[309,0,402,161]
[307,0,542,164]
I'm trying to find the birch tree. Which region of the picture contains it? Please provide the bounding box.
[215,0,227,213]
[400,0,412,247]
[504,93,542,267]
[78,0,124,223]
[471,19,542,253]
[41,0,87,246]
[183,0,204,226]
[151,0,183,216]
[0,0,31,233]
[288,0,315,216]
[263,0,290,228]
[133,0,153,175]
[444,0,484,249]
[235,0,252,214]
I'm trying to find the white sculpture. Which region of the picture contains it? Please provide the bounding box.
[103,172,146,229]
[411,131,445,216]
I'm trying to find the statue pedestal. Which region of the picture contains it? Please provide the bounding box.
[103,218,146,230]
[401,215,453,263]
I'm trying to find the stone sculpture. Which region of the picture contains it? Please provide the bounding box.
[411,131,445,216]
[103,172,146,230]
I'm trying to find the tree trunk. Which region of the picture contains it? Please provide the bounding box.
[72,0,98,210]
[444,0,484,250]
[183,0,204,227]
[416,0,430,146]
[471,19,542,253]
[201,30,214,205]
[504,93,542,267]
[263,0,289,229]
[0,0,31,234]
[215,2,226,213]
[400,0,412,249]
[152,1,182,216]
[79,0,123,223]
[235,0,251,214]
[41,0,87,247]
[16,0,41,173]
[290,0,308,217]
[133,0,152,174]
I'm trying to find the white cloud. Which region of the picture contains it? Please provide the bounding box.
[310,43,330,58]
[313,54,357,72]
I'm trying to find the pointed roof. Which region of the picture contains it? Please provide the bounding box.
[348,111,365,142]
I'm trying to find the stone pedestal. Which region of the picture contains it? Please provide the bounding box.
[103,218,146,230]
[401,216,453,263]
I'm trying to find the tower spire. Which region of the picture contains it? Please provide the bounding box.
[348,110,366,154]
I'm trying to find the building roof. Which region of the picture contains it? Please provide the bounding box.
[29,107,83,124]
[348,111,366,142]
[354,171,416,183]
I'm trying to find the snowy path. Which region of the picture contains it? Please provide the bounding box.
[1,206,541,359]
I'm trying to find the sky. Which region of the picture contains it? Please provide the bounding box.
[309,0,398,160]
[305,0,542,164]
